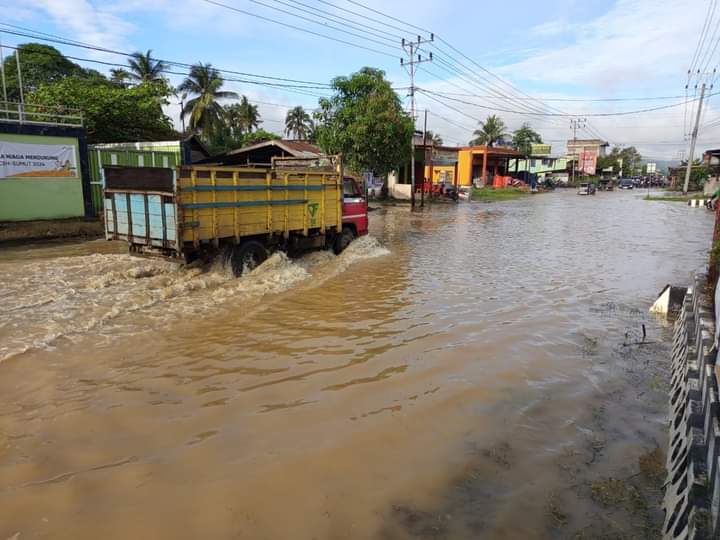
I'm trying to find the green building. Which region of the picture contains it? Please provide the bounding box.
[0,104,92,221]
[508,143,568,177]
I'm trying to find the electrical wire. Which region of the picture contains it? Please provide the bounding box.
[198,0,398,58]
[0,23,334,87]
[419,87,720,117]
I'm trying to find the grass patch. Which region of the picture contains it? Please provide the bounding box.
[472,187,529,202]
[644,193,703,202]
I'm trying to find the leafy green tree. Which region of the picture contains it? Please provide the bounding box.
[314,67,414,175]
[126,50,167,84]
[241,129,281,146]
[512,123,542,157]
[471,115,508,146]
[178,63,238,140]
[285,105,313,139]
[597,146,643,175]
[2,43,90,101]
[682,160,709,192]
[29,77,178,143]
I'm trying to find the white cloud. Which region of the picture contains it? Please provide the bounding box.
[24,0,134,57]
[503,0,705,91]
[530,19,570,37]
[410,0,715,159]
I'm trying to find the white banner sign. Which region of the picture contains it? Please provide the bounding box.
[0,141,78,178]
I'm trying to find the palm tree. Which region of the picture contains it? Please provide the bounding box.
[285,106,312,139]
[424,131,443,145]
[110,68,130,87]
[471,115,508,147]
[126,50,167,83]
[178,63,239,137]
[226,96,262,135]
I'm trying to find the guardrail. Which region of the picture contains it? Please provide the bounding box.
[0,101,83,127]
[663,274,719,539]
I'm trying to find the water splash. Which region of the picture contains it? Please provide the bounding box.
[0,237,390,362]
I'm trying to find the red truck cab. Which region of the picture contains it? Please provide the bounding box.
[342,176,369,237]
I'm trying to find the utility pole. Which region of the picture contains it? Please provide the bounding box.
[0,34,7,105]
[421,109,428,208]
[15,46,24,122]
[570,117,586,185]
[401,34,433,208]
[684,83,707,194]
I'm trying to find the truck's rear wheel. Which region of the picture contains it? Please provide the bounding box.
[333,227,354,255]
[229,241,268,277]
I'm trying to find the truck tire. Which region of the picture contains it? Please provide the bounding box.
[229,241,268,277]
[333,227,354,255]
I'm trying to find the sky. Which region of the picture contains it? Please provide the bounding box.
[3,0,719,161]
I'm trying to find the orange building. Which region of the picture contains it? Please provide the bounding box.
[422,145,523,187]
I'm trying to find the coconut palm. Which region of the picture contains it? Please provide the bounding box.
[178,63,238,136]
[126,50,167,83]
[226,96,262,135]
[285,106,313,139]
[110,68,131,87]
[424,130,443,145]
[470,115,508,147]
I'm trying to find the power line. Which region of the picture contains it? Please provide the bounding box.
[243,0,399,50]
[198,0,398,58]
[0,43,329,99]
[0,23,334,87]
[418,90,692,102]
[261,0,404,43]
[426,110,475,132]
[418,87,720,117]
[343,0,431,35]
[689,0,717,73]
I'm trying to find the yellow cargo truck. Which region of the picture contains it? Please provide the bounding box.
[103,156,368,275]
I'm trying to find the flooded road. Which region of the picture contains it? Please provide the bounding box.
[0,190,714,539]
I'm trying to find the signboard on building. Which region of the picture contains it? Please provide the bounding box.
[579,151,597,175]
[0,141,78,178]
[431,148,458,165]
[530,143,551,156]
[646,162,657,174]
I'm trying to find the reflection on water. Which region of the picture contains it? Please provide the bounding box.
[0,191,713,539]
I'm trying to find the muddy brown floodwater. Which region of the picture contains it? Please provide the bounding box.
[0,190,715,539]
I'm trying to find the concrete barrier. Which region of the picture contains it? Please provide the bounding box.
[663,275,718,539]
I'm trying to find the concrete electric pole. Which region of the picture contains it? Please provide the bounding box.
[683,83,707,194]
[401,34,433,208]
[570,117,586,185]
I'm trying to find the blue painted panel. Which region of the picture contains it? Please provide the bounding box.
[115,195,127,212]
[182,199,307,209]
[182,184,326,192]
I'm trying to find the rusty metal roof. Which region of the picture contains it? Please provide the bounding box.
[226,139,322,158]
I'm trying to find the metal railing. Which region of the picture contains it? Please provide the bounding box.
[0,101,83,127]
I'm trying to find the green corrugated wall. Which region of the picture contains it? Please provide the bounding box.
[88,147,181,216]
